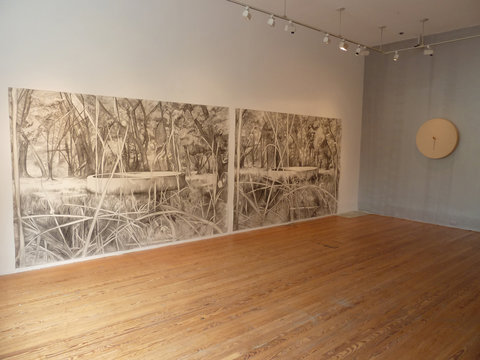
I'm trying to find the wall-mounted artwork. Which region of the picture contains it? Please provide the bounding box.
[9,88,342,268]
[234,109,341,231]
[9,88,229,267]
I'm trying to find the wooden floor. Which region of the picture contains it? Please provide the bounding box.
[1,215,480,359]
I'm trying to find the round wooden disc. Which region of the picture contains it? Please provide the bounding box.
[416,118,458,159]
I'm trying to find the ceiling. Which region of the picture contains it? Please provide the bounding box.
[238,0,480,46]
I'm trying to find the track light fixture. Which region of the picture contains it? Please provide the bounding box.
[242,6,251,20]
[424,45,434,56]
[285,20,295,34]
[339,39,348,51]
[354,45,369,56]
[267,14,275,27]
[355,44,361,56]
[336,8,347,52]
[323,33,330,44]
[226,1,479,59]
[228,2,377,56]
[359,47,370,56]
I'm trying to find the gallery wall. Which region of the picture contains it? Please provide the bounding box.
[359,26,480,231]
[0,0,365,274]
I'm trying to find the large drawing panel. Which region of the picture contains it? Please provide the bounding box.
[9,88,229,267]
[234,109,341,231]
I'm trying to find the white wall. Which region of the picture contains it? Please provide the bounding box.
[0,0,365,275]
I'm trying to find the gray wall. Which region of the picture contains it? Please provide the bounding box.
[359,26,480,231]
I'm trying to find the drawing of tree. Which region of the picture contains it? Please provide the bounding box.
[235,108,341,231]
[9,88,229,268]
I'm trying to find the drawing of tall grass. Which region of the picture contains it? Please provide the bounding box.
[234,108,340,230]
[10,88,228,267]
[17,183,224,266]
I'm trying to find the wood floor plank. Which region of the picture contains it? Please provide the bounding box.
[0,215,479,359]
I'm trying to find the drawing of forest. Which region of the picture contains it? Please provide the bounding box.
[234,109,341,230]
[9,88,228,267]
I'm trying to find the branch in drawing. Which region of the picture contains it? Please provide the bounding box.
[10,88,229,267]
[234,109,341,230]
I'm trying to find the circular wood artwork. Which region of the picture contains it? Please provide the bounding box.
[416,118,459,159]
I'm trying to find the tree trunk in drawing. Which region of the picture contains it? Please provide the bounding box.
[14,89,34,178]
[65,93,96,176]
[9,87,230,267]
[21,133,47,178]
[235,109,243,230]
[10,88,25,267]
[125,101,150,171]
[18,139,29,177]
[154,118,171,170]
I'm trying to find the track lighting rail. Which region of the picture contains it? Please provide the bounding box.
[383,33,480,54]
[225,0,382,54]
[226,0,480,59]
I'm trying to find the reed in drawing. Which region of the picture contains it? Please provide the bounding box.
[10,88,228,267]
[234,109,341,230]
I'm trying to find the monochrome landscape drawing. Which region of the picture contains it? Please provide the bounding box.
[9,88,229,267]
[234,109,341,230]
[9,88,342,268]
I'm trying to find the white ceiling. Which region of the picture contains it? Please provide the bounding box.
[238,0,480,46]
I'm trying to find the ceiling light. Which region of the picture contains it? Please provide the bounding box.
[393,51,399,61]
[242,6,251,20]
[284,20,295,34]
[336,8,348,51]
[355,45,361,56]
[323,33,330,45]
[267,14,275,27]
[227,2,460,60]
[424,45,434,56]
[356,45,370,56]
[359,47,370,56]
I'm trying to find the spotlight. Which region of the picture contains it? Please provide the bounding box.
[323,33,331,44]
[355,44,361,56]
[242,6,251,20]
[423,45,434,56]
[393,51,399,61]
[284,20,295,34]
[267,14,275,27]
[359,47,370,56]
[339,39,348,51]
